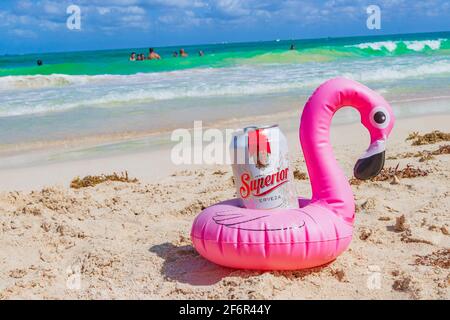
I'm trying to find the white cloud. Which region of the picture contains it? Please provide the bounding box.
[16,0,33,10]
[145,0,207,9]
[43,2,60,15]
[1,0,449,39]
[89,0,140,5]
[9,28,37,38]
[96,5,146,15]
[215,0,251,17]
[123,6,146,14]
[97,7,112,15]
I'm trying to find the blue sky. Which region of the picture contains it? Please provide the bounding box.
[0,0,449,54]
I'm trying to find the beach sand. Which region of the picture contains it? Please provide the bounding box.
[0,114,449,299]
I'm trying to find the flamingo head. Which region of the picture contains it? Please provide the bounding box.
[354,100,395,180]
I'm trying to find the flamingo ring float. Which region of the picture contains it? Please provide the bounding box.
[191,78,395,270]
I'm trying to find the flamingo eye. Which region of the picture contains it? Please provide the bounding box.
[370,106,390,129]
[373,111,386,124]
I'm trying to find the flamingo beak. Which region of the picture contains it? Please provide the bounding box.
[354,139,386,180]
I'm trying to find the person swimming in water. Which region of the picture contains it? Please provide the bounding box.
[290,44,296,50]
[129,52,137,61]
[37,59,43,66]
[198,50,204,57]
[148,48,161,60]
[179,48,188,57]
[173,51,178,57]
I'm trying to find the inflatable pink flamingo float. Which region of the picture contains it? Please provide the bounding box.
[191,77,395,270]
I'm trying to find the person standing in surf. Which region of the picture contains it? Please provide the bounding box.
[179,48,188,57]
[148,48,161,60]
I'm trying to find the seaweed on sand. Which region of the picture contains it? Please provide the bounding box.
[372,164,429,181]
[349,164,429,185]
[70,171,138,189]
[418,144,450,162]
[388,144,450,161]
[406,131,450,146]
[293,169,309,180]
[433,144,450,155]
[415,249,450,269]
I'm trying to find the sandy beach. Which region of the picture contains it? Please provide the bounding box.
[0,113,448,299]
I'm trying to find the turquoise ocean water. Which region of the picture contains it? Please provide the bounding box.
[0,32,449,152]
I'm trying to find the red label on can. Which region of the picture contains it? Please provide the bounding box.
[239,168,289,198]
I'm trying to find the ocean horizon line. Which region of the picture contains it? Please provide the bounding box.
[2,30,449,57]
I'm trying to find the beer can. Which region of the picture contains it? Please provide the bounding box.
[230,125,298,210]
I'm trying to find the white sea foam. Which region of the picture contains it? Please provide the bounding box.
[0,81,314,117]
[349,38,446,52]
[0,74,127,90]
[0,57,449,118]
[355,41,398,52]
[404,40,442,51]
[344,60,450,82]
[0,68,221,91]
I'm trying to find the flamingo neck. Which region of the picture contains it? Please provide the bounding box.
[300,90,356,223]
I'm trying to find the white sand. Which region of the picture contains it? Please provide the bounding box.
[0,114,449,299]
